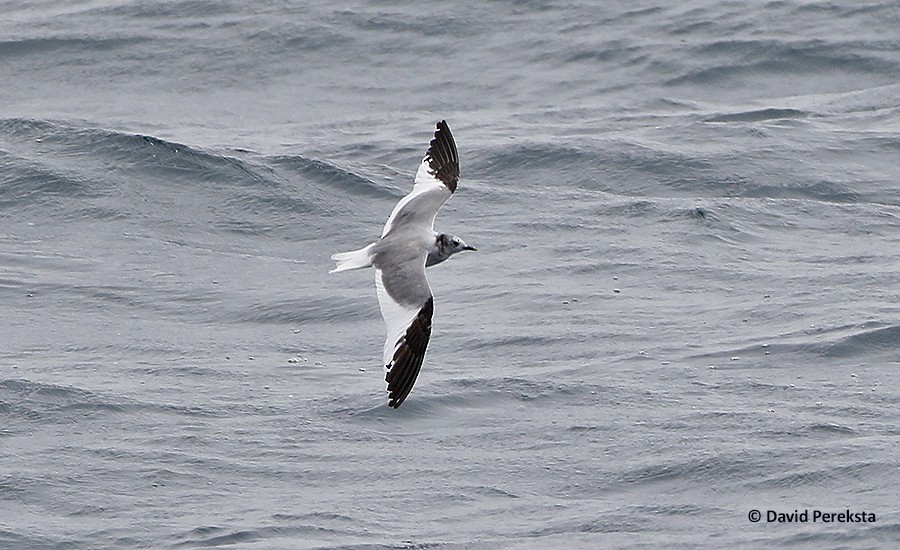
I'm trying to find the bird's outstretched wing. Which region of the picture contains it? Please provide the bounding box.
[375,265,433,408]
[381,120,459,237]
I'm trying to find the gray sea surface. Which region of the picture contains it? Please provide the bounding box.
[2,1,899,548]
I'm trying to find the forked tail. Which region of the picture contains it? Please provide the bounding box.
[330,243,375,273]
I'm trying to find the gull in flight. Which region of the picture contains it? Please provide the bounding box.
[330,120,475,408]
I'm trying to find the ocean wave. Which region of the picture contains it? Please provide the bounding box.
[665,38,898,87]
[0,378,227,434]
[246,24,351,53]
[234,296,379,325]
[0,531,59,550]
[469,143,593,180]
[470,139,719,200]
[270,155,393,199]
[91,0,237,19]
[0,117,268,186]
[737,180,861,204]
[0,118,385,233]
[615,453,764,487]
[751,461,895,490]
[0,150,97,206]
[0,378,129,431]
[823,324,900,359]
[693,322,900,362]
[470,139,764,200]
[703,108,811,123]
[0,36,146,58]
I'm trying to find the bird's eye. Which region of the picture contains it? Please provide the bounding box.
[452,239,460,246]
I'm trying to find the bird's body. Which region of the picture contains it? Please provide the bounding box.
[330,120,474,408]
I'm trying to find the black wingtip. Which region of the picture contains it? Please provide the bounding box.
[425,120,459,193]
[385,297,434,408]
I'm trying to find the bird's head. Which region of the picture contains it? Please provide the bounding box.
[427,233,476,267]
[443,233,477,254]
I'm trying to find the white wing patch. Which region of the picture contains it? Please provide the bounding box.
[380,159,451,237]
[375,268,424,366]
[375,267,435,408]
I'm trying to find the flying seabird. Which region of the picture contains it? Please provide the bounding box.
[330,120,475,408]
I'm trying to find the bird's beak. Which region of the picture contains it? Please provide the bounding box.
[463,245,477,251]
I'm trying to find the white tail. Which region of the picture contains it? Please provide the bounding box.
[330,243,375,273]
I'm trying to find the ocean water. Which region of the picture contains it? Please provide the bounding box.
[2,1,899,548]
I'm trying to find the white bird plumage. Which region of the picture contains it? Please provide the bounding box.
[330,120,475,408]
